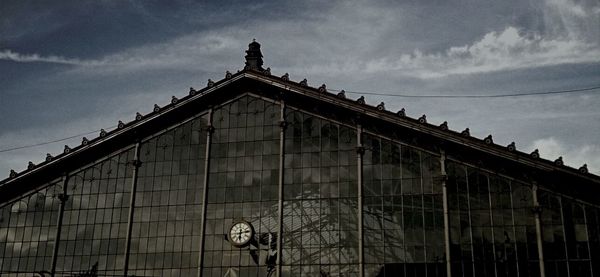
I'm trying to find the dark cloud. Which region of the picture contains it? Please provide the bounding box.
[1,0,600,175]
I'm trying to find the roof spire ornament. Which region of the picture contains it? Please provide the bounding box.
[244,39,264,72]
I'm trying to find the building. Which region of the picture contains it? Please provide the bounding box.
[1,41,600,277]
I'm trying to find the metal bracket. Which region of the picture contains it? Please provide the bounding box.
[130,159,143,168]
[279,120,288,129]
[206,125,216,134]
[356,146,365,155]
[57,194,69,203]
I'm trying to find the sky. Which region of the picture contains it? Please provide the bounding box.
[1,0,600,177]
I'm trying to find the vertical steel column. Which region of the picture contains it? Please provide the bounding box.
[123,142,142,276]
[50,174,69,276]
[440,151,452,277]
[487,175,498,277]
[197,109,214,277]
[508,181,521,275]
[557,197,571,277]
[420,153,428,276]
[532,183,546,277]
[276,101,286,277]
[582,205,594,276]
[465,167,476,275]
[356,124,365,277]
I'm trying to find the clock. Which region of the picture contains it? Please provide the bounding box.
[228,220,254,247]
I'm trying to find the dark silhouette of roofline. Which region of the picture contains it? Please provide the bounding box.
[2,62,599,206]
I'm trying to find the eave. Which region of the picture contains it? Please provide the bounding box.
[2,69,599,205]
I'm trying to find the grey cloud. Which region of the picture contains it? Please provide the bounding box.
[531,137,600,173]
[0,49,102,65]
[1,0,600,177]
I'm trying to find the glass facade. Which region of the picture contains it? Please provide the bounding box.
[539,190,597,277]
[282,109,359,276]
[446,161,540,277]
[201,96,280,277]
[1,93,600,277]
[362,134,445,277]
[0,182,60,274]
[129,115,208,276]
[55,148,134,275]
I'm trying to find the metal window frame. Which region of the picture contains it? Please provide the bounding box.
[196,108,214,277]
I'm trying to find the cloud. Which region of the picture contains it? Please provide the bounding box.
[531,137,600,174]
[0,49,103,66]
[5,25,599,80]
[362,26,600,79]
[3,0,598,80]
[288,0,600,79]
[0,33,243,77]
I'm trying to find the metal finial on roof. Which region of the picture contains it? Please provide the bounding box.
[281,73,289,81]
[580,164,588,173]
[337,90,346,99]
[555,156,564,166]
[356,96,366,105]
[461,128,470,137]
[171,96,179,104]
[318,84,327,93]
[27,161,35,170]
[418,115,427,124]
[397,108,406,117]
[9,169,17,178]
[135,112,143,121]
[189,87,196,96]
[118,120,125,129]
[82,137,89,146]
[244,39,264,71]
[299,79,308,87]
[439,121,448,130]
[46,153,53,162]
[531,149,540,158]
[376,102,385,111]
[263,67,271,76]
[225,71,233,79]
[64,145,71,154]
[484,135,493,144]
[207,79,214,88]
[99,129,107,138]
[507,142,516,152]
[153,104,161,112]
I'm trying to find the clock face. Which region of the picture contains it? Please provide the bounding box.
[228,221,254,247]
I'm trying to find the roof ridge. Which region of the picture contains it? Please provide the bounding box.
[2,68,597,185]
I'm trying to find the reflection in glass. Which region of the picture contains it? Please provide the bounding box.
[129,115,208,277]
[447,161,542,277]
[0,183,60,276]
[281,109,360,276]
[202,96,280,277]
[55,148,134,276]
[363,134,445,277]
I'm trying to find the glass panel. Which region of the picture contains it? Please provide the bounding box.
[55,147,134,276]
[585,206,600,276]
[129,115,208,277]
[0,182,60,276]
[202,96,279,277]
[282,109,360,276]
[540,191,594,277]
[362,134,445,277]
[447,161,539,277]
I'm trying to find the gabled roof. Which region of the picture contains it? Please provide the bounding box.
[2,48,599,205]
